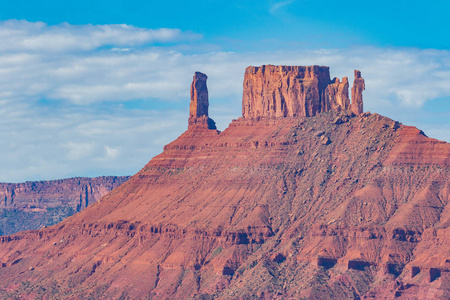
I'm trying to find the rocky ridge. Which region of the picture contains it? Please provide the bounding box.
[0,66,448,299]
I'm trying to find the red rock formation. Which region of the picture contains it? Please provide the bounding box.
[189,72,208,119]
[0,176,129,211]
[351,70,365,115]
[0,176,129,235]
[325,76,350,111]
[0,67,447,300]
[188,72,216,129]
[242,65,363,119]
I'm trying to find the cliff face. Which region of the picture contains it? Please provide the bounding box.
[0,67,448,300]
[0,176,129,235]
[242,65,364,119]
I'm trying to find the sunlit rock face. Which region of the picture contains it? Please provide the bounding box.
[242,65,364,119]
[188,71,217,130]
[351,69,365,115]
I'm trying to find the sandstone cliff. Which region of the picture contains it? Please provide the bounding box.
[242,65,364,119]
[0,176,129,235]
[0,67,448,300]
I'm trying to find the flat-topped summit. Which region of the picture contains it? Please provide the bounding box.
[242,65,364,119]
[187,66,364,130]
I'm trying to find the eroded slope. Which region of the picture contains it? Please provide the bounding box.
[0,111,448,299]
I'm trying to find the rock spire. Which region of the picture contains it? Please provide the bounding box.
[351,70,365,115]
[189,72,209,119]
[188,72,216,129]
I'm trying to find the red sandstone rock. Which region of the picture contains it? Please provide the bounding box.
[242,65,364,119]
[325,76,350,112]
[189,72,209,119]
[351,70,365,115]
[188,72,216,129]
[0,67,447,300]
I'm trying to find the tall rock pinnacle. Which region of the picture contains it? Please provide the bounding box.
[189,72,209,119]
[188,72,216,129]
[351,70,365,115]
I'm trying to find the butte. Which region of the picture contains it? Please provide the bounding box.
[0,65,449,299]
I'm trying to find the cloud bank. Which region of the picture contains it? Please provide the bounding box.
[0,20,449,182]
[0,20,197,53]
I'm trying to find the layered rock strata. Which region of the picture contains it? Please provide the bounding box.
[242,65,364,119]
[0,67,448,299]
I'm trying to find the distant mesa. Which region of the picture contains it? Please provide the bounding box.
[0,176,130,236]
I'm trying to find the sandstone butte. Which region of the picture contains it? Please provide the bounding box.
[0,65,449,299]
[0,176,130,235]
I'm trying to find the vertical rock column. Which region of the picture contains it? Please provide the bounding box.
[188,72,216,129]
[351,70,365,115]
[190,72,209,119]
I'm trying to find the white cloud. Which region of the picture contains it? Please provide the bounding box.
[0,20,198,53]
[64,142,95,160]
[270,0,297,14]
[104,146,120,160]
[0,20,449,182]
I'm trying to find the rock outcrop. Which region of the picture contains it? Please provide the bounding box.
[351,69,365,115]
[325,76,350,111]
[242,65,364,119]
[188,72,217,129]
[0,176,129,235]
[0,66,448,300]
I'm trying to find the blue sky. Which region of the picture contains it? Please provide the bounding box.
[0,0,449,182]
[2,0,448,49]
